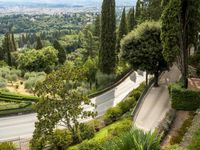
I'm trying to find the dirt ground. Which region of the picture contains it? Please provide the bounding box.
[6,80,33,95]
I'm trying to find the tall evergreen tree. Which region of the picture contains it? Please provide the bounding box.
[0,47,4,61]
[2,33,12,66]
[127,7,136,32]
[94,14,101,38]
[53,40,66,64]
[161,0,200,88]
[35,36,43,50]
[135,0,142,22]
[11,33,17,51]
[99,0,116,74]
[117,7,128,52]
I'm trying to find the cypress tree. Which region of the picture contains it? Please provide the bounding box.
[94,14,101,38]
[127,7,135,32]
[53,40,66,64]
[99,0,116,74]
[35,36,43,50]
[2,33,12,66]
[117,7,128,52]
[0,47,4,61]
[11,33,17,51]
[135,0,142,22]
[161,0,200,88]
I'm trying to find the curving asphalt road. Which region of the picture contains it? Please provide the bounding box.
[134,65,182,131]
[0,71,146,141]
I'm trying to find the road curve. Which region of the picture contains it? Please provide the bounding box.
[0,71,146,141]
[134,65,181,131]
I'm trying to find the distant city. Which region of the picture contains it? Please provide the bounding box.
[0,0,136,16]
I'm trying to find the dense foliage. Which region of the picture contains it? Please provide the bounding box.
[170,83,200,110]
[99,0,116,74]
[17,46,58,73]
[121,21,167,86]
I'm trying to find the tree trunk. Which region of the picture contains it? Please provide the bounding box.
[146,72,148,86]
[154,72,159,87]
[181,0,189,89]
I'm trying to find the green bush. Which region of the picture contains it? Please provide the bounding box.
[0,142,17,150]
[129,83,145,100]
[79,123,95,141]
[87,119,105,132]
[117,97,136,114]
[104,106,123,125]
[188,129,200,150]
[103,127,161,150]
[107,122,132,138]
[49,129,73,150]
[0,78,7,88]
[78,140,103,150]
[170,83,200,110]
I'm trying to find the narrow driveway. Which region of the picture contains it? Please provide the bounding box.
[134,65,181,131]
[0,71,146,141]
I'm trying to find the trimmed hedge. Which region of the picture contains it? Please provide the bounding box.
[0,91,38,116]
[170,83,200,110]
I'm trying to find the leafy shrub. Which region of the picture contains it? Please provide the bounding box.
[78,140,103,150]
[49,129,73,150]
[188,129,200,150]
[87,119,105,132]
[107,122,132,138]
[103,127,161,150]
[0,78,7,88]
[129,83,145,100]
[197,63,200,76]
[79,123,95,141]
[104,106,123,125]
[0,142,16,150]
[170,112,195,145]
[96,70,116,89]
[170,83,200,110]
[117,97,136,114]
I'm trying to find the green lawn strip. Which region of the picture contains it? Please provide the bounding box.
[68,118,132,150]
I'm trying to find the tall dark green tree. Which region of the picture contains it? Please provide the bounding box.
[99,0,116,74]
[35,36,43,50]
[161,0,200,88]
[0,47,4,61]
[94,14,101,38]
[11,33,17,52]
[127,7,136,32]
[53,40,66,64]
[135,0,142,22]
[117,7,128,52]
[2,33,12,66]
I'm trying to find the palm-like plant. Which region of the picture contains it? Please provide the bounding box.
[103,127,161,150]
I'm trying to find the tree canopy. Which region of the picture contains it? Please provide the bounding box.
[121,21,168,86]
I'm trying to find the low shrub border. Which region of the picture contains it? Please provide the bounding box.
[0,91,38,117]
[169,83,200,110]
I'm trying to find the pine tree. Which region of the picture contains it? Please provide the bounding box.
[127,7,135,32]
[99,0,116,74]
[0,47,4,61]
[35,36,43,50]
[117,7,128,52]
[53,40,66,64]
